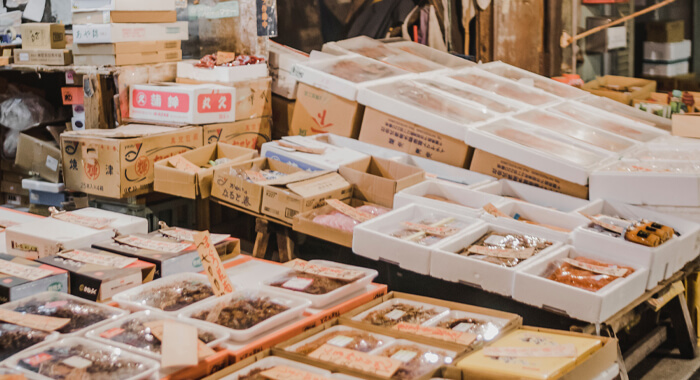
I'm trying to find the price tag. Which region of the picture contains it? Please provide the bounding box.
[159,228,230,245]
[115,236,192,253]
[260,366,332,380]
[193,231,234,296]
[327,335,354,348]
[0,260,54,281]
[324,199,373,223]
[401,222,459,237]
[308,344,401,378]
[169,155,201,173]
[466,246,536,260]
[563,258,628,277]
[391,349,418,363]
[0,308,70,332]
[216,51,236,65]
[282,277,313,291]
[45,156,59,172]
[393,323,477,346]
[59,250,137,269]
[22,352,53,367]
[385,309,406,320]
[580,213,626,234]
[287,260,365,282]
[483,344,577,358]
[63,356,92,369]
[99,327,125,339]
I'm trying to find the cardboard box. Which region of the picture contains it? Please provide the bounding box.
[72,40,181,55]
[644,39,692,62]
[72,10,177,24]
[13,49,72,66]
[70,0,176,11]
[154,143,257,199]
[202,117,272,150]
[5,218,115,259]
[271,95,295,139]
[176,76,272,122]
[261,136,369,171]
[672,113,700,138]
[0,253,68,303]
[339,156,425,208]
[359,107,471,168]
[130,83,236,124]
[74,49,182,66]
[582,75,657,105]
[269,41,308,100]
[261,172,353,225]
[0,208,43,255]
[177,60,269,84]
[291,83,364,138]
[646,20,685,43]
[37,248,155,302]
[14,128,62,183]
[20,23,66,50]
[271,68,300,99]
[393,179,504,217]
[473,179,590,213]
[1,181,29,197]
[73,22,188,44]
[61,125,203,198]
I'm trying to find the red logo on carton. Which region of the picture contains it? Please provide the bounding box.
[84,160,100,180]
[132,89,190,113]
[135,156,150,176]
[197,93,232,113]
[23,353,53,367]
[311,110,334,133]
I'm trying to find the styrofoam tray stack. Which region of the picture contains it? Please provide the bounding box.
[394,179,505,217]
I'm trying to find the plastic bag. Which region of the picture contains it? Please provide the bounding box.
[391,214,468,246]
[0,92,56,157]
[291,326,390,355]
[458,231,552,267]
[544,256,634,292]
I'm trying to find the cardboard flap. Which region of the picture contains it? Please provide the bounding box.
[261,169,331,186]
[286,173,350,198]
[64,124,181,139]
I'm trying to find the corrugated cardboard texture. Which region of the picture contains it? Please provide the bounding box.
[339,156,425,208]
[291,83,364,138]
[582,75,656,105]
[202,117,272,150]
[15,129,62,183]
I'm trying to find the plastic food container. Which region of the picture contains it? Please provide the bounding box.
[263,260,378,308]
[0,291,127,335]
[425,310,509,343]
[179,288,311,342]
[113,273,214,314]
[85,310,229,360]
[351,298,449,328]
[6,337,159,380]
[448,68,559,107]
[0,323,59,362]
[480,61,588,100]
[414,78,522,114]
[285,325,394,355]
[219,356,333,380]
[371,339,456,380]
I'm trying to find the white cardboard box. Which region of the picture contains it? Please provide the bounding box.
[474,179,590,212]
[643,40,692,62]
[71,0,175,11]
[73,21,188,44]
[643,60,690,78]
[129,83,236,124]
[67,207,148,236]
[430,222,563,296]
[271,68,300,99]
[177,60,269,84]
[0,208,43,255]
[512,245,648,323]
[394,179,504,217]
[572,200,700,288]
[5,218,112,259]
[352,204,481,274]
[261,136,369,171]
[481,200,588,243]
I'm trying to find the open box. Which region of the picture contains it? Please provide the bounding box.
[339,156,425,208]
[473,179,590,213]
[154,143,257,199]
[572,200,700,289]
[394,179,504,217]
[261,136,368,171]
[430,222,563,296]
[353,204,481,274]
[513,245,648,323]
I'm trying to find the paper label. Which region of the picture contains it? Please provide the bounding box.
[483,203,511,218]
[19,53,29,62]
[580,213,626,234]
[260,366,332,380]
[327,335,354,348]
[391,349,418,363]
[216,51,236,65]
[467,246,536,260]
[484,235,506,245]
[53,212,114,230]
[0,260,54,281]
[325,199,373,223]
[282,277,313,291]
[482,344,577,358]
[0,308,70,332]
[287,259,365,281]
[563,258,628,277]
[59,250,137,269]
[193,231,234,296]
[393,322,478,346]
[115,235,192,253]
[453,323,475,332]
[385,309,406,320]
[169,155,201,174]
[278,141,326,154]
[162,320,198,368]
[145,320,216,361]
[63,356,92,369]
[61,87,84,105]
[45,156,59,172]
[100,327,125,339]
[308,344,401,378]
[160,228,230,245]
[23,353,53,367]
[401,222,459,237]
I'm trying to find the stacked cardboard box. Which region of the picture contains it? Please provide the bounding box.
[71,0,186,66]
[14,23,72,66]
[1,160,31,207]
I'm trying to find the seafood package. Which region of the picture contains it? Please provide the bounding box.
[602,160,700,174]
[415,78,522,114]
[429,310,507,343]
[221,356,335,380]
[113,273,214,314]
[195,53,266,68]
[580,95,672,131]
[312,203,390,232]
[480,62,587,99]
[372,340,455,380]
[306,56,406,83]
[287,325,393,355]
[458,231,553,268]
[583,214,677,247]
[544,256,635,292]
[352,298,448,328]
[381,53,446,73]
[623,146,700,162]
[334,36,398,60]
[0,323,58,361]
[448,69,558,106]
[389,41,473,68]
[389,214,470,246]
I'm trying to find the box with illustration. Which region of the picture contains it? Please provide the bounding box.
[202,117,272,150]
[129,83,236,124]
[0,254,68,303]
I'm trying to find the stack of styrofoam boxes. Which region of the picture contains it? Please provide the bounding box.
[643,20,691,77]
[71,0,186,66]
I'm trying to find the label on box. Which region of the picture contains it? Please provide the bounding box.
[132,89,190,113]
[0,308,70,332]
[59,250,137,269]
[260,366,330,380]
[483,203,511,218]
[324,199,373,223]
[115,236,192,253]
[393,322,478,346]
[169,155,201,173]
[52,212,114,230]
[327,335,354,348]
[23,353,53,367]
[385,309,406,320]
[482,344,577,358]
[197,93,233,113]
[45,156,59,172]
[63,356,92,369]
[193,231,234,296]
[19,53,29,62]
[467,246,536,260]
[308,344,401,378]
[287,259,365,281]
[563,258,628,277]
[100,327,125,339]
[282,277,313,291]
[160,228,229,244]
[391,349,418,363]
[401,222,459,237]
[0,260,54,281]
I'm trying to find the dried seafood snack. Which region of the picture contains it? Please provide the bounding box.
[459,231,552,267]
[586,216,676,247]
[191,296,289,330]
[195,53,265,68]
[391,216,464,246]
[294,329,385,355]
[312,205,390,232]
[545,256,634,292]
[12,299,114,334]
[270,272,352,295]
[137,280,214,312]
[363,303,440,327]
[378,343,452,380]
[0,323,50,361]
[104,318,217,354]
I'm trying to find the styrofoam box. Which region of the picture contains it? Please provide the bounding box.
[261,260,378,308]
[68,207,148,236]
[261,136,369,171]
[226,259,292,287]
[222,356,334,380]
[579,95,672,132]
[21,179,65,193]
[480,61,589,100]
[352,204,482,275]
[179,288,311,342]
[113,273,214,315]
[5,218,115,259]
[394,179,505,217]
[177,60,268,84]
[71,0,175,11]
[271,68,299,99]
[644,40,692,62]
[473,179,589,213]
[512,245,648,323]
[387,41,474,68]
[643,60,689,78]
[430,222,562,296]
[572,200,700,289]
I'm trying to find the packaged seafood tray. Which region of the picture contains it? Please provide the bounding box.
[473,179,590,213]
[332,36,399,60]
[263,260,378,308]
[370,339,456,380]
[387,41,474,68]
[480,61,588,99]
[446,68,560,107]
[0,323,59,362]
[6,337,159,380]
[353,204,481,275]
[381,53,447,73]
[622,145,700,162]
[85,310,229,360]
[291,55,408,100]
[112,273,214,314]
[548,101,668,142]
[352,298,449,328]
[580,95,672,131]
[413,77,524,115]
[180,288,311,342]
[285,325,395,355]
[0,291,127,335]
[425,309,509,344]
[467,118,615,185]
[513,245,648,323]
[393,179,506,217]
[220,356,335,380]
[431,223,562,296]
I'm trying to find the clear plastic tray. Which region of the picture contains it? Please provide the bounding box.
[335,36,398,60]
[351,298,449,328]
[6,337,159,380]
[85,310,229,360]
[448,69,559,106]
[388,41,474,68]
[382,53,446,73]
[304,56,407,83]
[414,78,522,114]
[179,288,311,342]
[425,310,509,343]
[263,260,378,308]
[0,323,59,362]
[285,325,394,355]
[371,339,456,380]
[623,146,700,162]
[480,62,588,99]
[219,356,333,380]
[112,273,214,315]
[0,291,127,335]
[580,95,672,131]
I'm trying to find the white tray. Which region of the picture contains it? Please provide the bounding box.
[112,272,214,315]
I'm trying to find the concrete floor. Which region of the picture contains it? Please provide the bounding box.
[630,342,700,380]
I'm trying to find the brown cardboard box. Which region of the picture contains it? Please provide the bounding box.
[3,193,29,207]
[271,95,295,139]
[582,75,657,105]
[61,125,202,198]
[74,49,182,66]
[14,128,62,183]
[292,199,383,248]
[1,181,28,197]
[646,20,685,43]
[202,117,272,150]
[14,49,72,66]
[470,149,589,199]
[290,83,364,138]
[339,156,425,208]
[176,76,272,121]
[672,113,700,138]
[359,107,471,168]
[154,143,257,199]
[20,23,66,50]
[72,10,177,24]
[261,172,353,225]
[72,41,181,55]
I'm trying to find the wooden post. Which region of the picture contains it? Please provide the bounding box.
[252,218,270,259]
[276,228,295,263]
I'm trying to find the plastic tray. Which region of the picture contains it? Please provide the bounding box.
[179,288,311,342]
[448,68,560,107]
[351,298,449,328]
[85,310,229,360]
[0,291,127,335]
[6,337,159,380]
[0,323,60,362]
[579,95,672,131]
[425,310,509,342]
[112,272,214,315]
[334,36,398,60]
[219,356,334,380]
[414,77,523,114]
[480,61,588,99]
[381,53,446,73]
[263,260,378,308]
[285,325,395,355]
[370,339,456,378]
